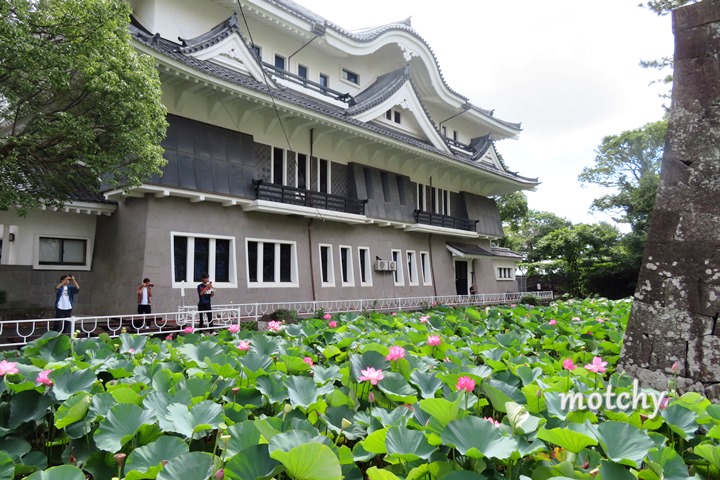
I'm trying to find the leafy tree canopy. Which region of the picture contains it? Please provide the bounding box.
[0,0,167,213]
[494,191,529,231]
[578,120,666,236]
[640,0,699,15]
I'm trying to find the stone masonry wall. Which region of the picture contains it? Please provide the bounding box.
[619,0,720,398]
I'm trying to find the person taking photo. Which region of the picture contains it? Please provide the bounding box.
[54,274,79,333]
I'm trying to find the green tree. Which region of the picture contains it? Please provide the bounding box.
[495,191,529,231]
[578,120,667,237]
[502,210,571,259]
[0,0,167,212]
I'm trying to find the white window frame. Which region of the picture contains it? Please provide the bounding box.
[294,152,310,190]
[494,263,516,281]
[271,146,286,185]
[316,158,331,194]
[341,67,359,85]
[406,250,418,286]
[274,53,286,70]
[34,234,93,271]
[298,63,308,79]
[416,183,426,211]
[171,232,238,288]
[319,243,335,287]
[244,237,298,288]
[391,249,404,286]
[339,245,354,287]
[358,247,373,287]
[420,251,432,286]
[319,73,329,89]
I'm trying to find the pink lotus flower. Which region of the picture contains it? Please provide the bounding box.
[419,315,429,324]
[386,346,405,361]
[36,369,52,386]
[323,313,332,320]
[128,348,136,354]
[584,356,608,373]
[328,321,337,328]
[427,335,442,347]
[548,319,557,325]
[228,324,240,333]
[237,340,251,351]
[596,317,606,323]
[572,316,581,321]
[484,416,501,427]
[368,392,375,403]
[183,326,194,333]
[658,396,670,410]
[359,367,384,385]
[165,334,173,341]
[267,321,282,332]
[510,304,516,308]
[562,358,577,371]
[456,376,475,393]
[391,312,397,316]
[303,357,314,366]
[0,360,18,376]
[215,469,224,480]
[671,361,680,374]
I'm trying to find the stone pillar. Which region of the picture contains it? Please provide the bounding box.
[619,0,720,398]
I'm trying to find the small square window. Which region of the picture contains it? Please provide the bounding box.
[385,110,392,120]
[274,54,286,70]
[394,111,401,124]
[342,68,359,84]
[251,44,261,60]
[298,64,308,79]
[319,73,329,88]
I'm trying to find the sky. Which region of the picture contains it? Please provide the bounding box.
[297,0,674,228]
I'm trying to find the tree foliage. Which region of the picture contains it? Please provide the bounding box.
[0,0,167,212]
[640,0,699,15]
[578,120,666,236]
[494,191,529,231]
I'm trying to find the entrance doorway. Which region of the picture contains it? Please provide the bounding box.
[454,260,468,295]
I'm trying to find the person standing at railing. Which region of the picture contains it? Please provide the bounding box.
[137,278,153,315]
[53,274,79,334]
[197,273,214,328]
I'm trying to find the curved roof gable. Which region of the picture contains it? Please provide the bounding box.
[177,12,270,84]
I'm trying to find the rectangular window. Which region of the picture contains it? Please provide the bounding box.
[297,153,308,190]
[272,147,285,185]
[298,64,308,79]
[420,252,432,286]
[172,233,236,287]
[319,244,334,286]
[381,172,390,201]
[385,110,392,120]
[407,251,418,286]
[251,44,261,60]
[342,68,359,84]
[39,237,87,265]
[496,266,515,280]
[453,130,458,141]
[274,54,285,70]
[358,247,372,286]
[318,158,330,193]
[391,249,404,286]
[245,238,297,287]
[394,111,401,124]
[319,73,329,89]
[339,245,354,286]
[442,125,447,137]
[417,183,425,211]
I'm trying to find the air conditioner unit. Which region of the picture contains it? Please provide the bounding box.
[388,261,397,271]
[375,260,389,271]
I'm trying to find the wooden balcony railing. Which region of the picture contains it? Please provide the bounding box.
[253,180,367,215]
[414,210,478,232]
[261,62,355,104]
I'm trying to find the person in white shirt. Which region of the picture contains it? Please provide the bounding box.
[53,274,80,333]
[137,278,153,314]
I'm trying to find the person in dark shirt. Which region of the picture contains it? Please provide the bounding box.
[54,274,80,333]
[197,273,214,328]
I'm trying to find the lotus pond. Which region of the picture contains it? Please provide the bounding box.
[0,298,719,479]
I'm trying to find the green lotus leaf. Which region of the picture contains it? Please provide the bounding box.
[591,421,655,467]
[94,403,153,452]
[281,355,312,375]
[481,379,524,413]
[409,371,443,399]
[515,366,543,386]
[54,392,92,429]
[22,333,72,364]
[119,333,148,353]
[385,426,436,462]
[312,365,342,384]
[251,335,283,356]
[598,460,636,480]
[419,396,464,433]
[362,428,388,454]
[25,465,86,480]
[661,404,699,440]
[177,377,212,399]
[9,390,53,428]
[156,451,213,480]
[225,421,262,458]
[645,446,690,480]
[125,436,189,477]
[537,427,597,454]
[377,372,417,404]
[442,472,487,480]
[84,451,118,480]
[256,374,290,403]
[505,402,542,434]
[322,346,342,359]
[286,375,319,409]
[241,353,273,378]
[49,368,97,402]
[270,442,342,480]
[224,444,282,480]
[366,466,401,480]
[110,385,141,405]
[164,400,223,439]
[269,430,330,455]
[0,451,15,479]
[441,416,519,460]
[694,444,720,471]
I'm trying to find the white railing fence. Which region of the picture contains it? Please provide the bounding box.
[0,291,553,348]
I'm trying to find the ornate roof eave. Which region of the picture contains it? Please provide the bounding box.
[131,35,538,193]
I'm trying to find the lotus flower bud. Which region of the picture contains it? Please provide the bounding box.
[341,418,352,430]
[113,453,126,466]
[284,404,293,414]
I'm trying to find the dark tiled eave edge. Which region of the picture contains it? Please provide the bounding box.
[131,25,538,186]
[260,0,522,131]
[448,242,523,259]
[345,66,409,115]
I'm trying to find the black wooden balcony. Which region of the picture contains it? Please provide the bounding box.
[253,180,367,215]
[414,210,478,232]
[261,63,355,104]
